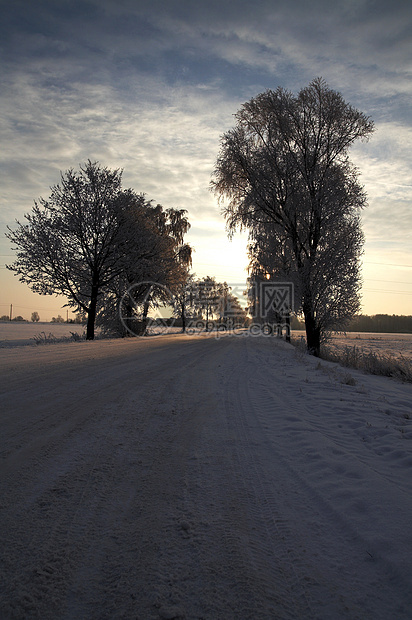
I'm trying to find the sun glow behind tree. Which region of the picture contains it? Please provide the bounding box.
[212,78,374,355]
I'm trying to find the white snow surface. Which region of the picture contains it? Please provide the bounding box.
[0,333,412,619]
[0,322,86,348]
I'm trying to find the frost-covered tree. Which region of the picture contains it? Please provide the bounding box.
[247,195,364,342]
[212,78,374,355]
[6,162,127,339]
[221,291,248,326]
[191,277,228,329]
[6,161,192,340]
[99,199,192,337]
[172,273,197,333]
[186,277,249,330]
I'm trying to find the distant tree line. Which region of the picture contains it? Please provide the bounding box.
[0,312,87,323]
[346,314,412,333]
[288,314,412,333]
[175,275,248,331]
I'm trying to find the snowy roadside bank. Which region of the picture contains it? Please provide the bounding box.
[1,334,412,619]
[0,322,86,348]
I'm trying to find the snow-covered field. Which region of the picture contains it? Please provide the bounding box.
[1,333,412,618]
[291,330,412,362]
[0,322,86,347]
[330,332,412,362]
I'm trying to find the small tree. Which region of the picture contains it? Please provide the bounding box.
[172,273,197,333]
[222,292,248,327]
[188,277,234,330]
[31,311,40,322]
[193,277,222,328]
[6,163,190,340]
[212,78,374,355]
[74,312,86,324]
[51,315,65,323]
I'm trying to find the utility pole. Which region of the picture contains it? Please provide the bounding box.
[9,304,12,321]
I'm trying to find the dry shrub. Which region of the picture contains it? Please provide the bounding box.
[32,331,85,345]
[320,344,412,383]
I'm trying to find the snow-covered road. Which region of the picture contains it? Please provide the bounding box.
[1,334,412,619]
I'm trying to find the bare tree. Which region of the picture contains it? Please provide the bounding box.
[247,199,364,342]
[212,78,374,355]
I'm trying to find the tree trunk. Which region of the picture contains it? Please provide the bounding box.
[181,301,186,333]
[86,283,99,340]
[142,300,150,335]
[285,315,291,343]
[303,305,320,356]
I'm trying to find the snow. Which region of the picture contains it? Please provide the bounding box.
[0,322,85,348]
[292,329,412,362]
[1,332,412,619]
[328,331,412,362]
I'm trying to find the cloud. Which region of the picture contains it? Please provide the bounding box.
[350,120,412,250]
[0,66,235,227]
[1,0,411,313]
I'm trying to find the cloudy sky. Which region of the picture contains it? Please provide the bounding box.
[1,0,411,321]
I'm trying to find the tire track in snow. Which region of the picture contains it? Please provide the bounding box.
[1,339,198,619]
[221,338,317,619]
[1,334,412,619]
[236,335,412,619]
[61,339,216,619]
[141,335,266,619]
[60,335,251,619]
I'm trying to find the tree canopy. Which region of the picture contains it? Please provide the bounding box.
[212,78,374,355]
[7,161,192,339]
